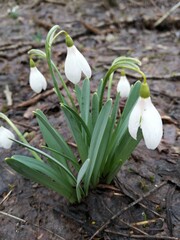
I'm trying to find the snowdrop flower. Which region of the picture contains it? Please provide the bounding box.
[0,126,15,149]
[117,71,131,98]
[65,34,91,84]
[128,83,163,150]
[29,59,47,93]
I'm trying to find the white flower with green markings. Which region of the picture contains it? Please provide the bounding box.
[29,59,47,93]
[117,72,130,98]
[128,83,163,150]
[65,35,91,84]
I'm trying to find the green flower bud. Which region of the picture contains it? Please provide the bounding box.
[140,82,150,98]
[121,69,125,76]
[65,34,74,47]
[30,58,36,68]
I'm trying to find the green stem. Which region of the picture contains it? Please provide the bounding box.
[99,64,146,110]
[51,61,77,111]
[107,73,114,99]
[45,27,77,110]
[45,44,65,103]
[0,113,41,161]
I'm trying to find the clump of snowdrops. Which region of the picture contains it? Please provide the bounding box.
[0,25,163,203]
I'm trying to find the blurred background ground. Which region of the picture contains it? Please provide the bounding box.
[0,0,179,239]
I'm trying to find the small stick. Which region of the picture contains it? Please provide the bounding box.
[154,2,180,27]
[0,190,13,205]
[15,88,55,108]
[4,85,13,106]
[0,211,26,223]
[119,218,149,236]
[132,218,163,226]
[105,229,179,240]
[89,181,166,240]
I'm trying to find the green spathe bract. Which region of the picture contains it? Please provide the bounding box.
[4,25,151,203]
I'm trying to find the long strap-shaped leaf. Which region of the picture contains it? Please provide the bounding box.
[61,104,89,162]
[34,109,78,170]
[84,99,112,194]
[6,155,77,203]
[107,81,141,160]
[12,139,77,185]
[103,81,141,176]
[106,129,142,183]
[80,78,90,125]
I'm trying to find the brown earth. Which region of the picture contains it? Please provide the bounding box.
[0,0,180,239]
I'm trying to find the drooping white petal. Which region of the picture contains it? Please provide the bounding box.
[0,126,15,149]
[141,97,163,150]
[128,97,144,140]
[74,46,92,79]
[117,76,131,98]
[29,67,47,93]
[65,46,81,84]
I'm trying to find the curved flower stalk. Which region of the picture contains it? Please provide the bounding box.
[29,59,47,93]
[117,71,131,98]
[0,126,15,149]
[128,82,163,149]
[65,35,92,84]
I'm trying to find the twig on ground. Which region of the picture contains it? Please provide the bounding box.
[118,218,149,236]
[0,190,13,205]
[132,218,163,226]
[105,229,179,240]
[4,85,13,106]
[89,181,166,240]
[15,88,55,108]
[80,20,102,35]
[138,202,163,218]
[0,211,65,240]
[154,2,180,27]
[12,120,38,131]
[101,198,149,236]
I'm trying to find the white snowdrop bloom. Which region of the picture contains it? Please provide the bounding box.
[128,97,163,150]
[0,126,15,149]
[117,75,131,98]
[65,45,92,84]
[29,67,47,93]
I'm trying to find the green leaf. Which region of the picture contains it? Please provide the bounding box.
[80,78,90,125]
[103,81,141,175]
[62,104,91,144]
[110,93,120,130]
[106,129,142,183]
[76,158,90,188]
[61,105,88,162]
[76,158,90,202]
[75,84,82,106]
[41,145,80,170]
[12,139,76,185]
[91,92,99,128]
[91,117,112,186]
[6,155,77,203]
[84,100,112,193]
[34,109,78,170]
